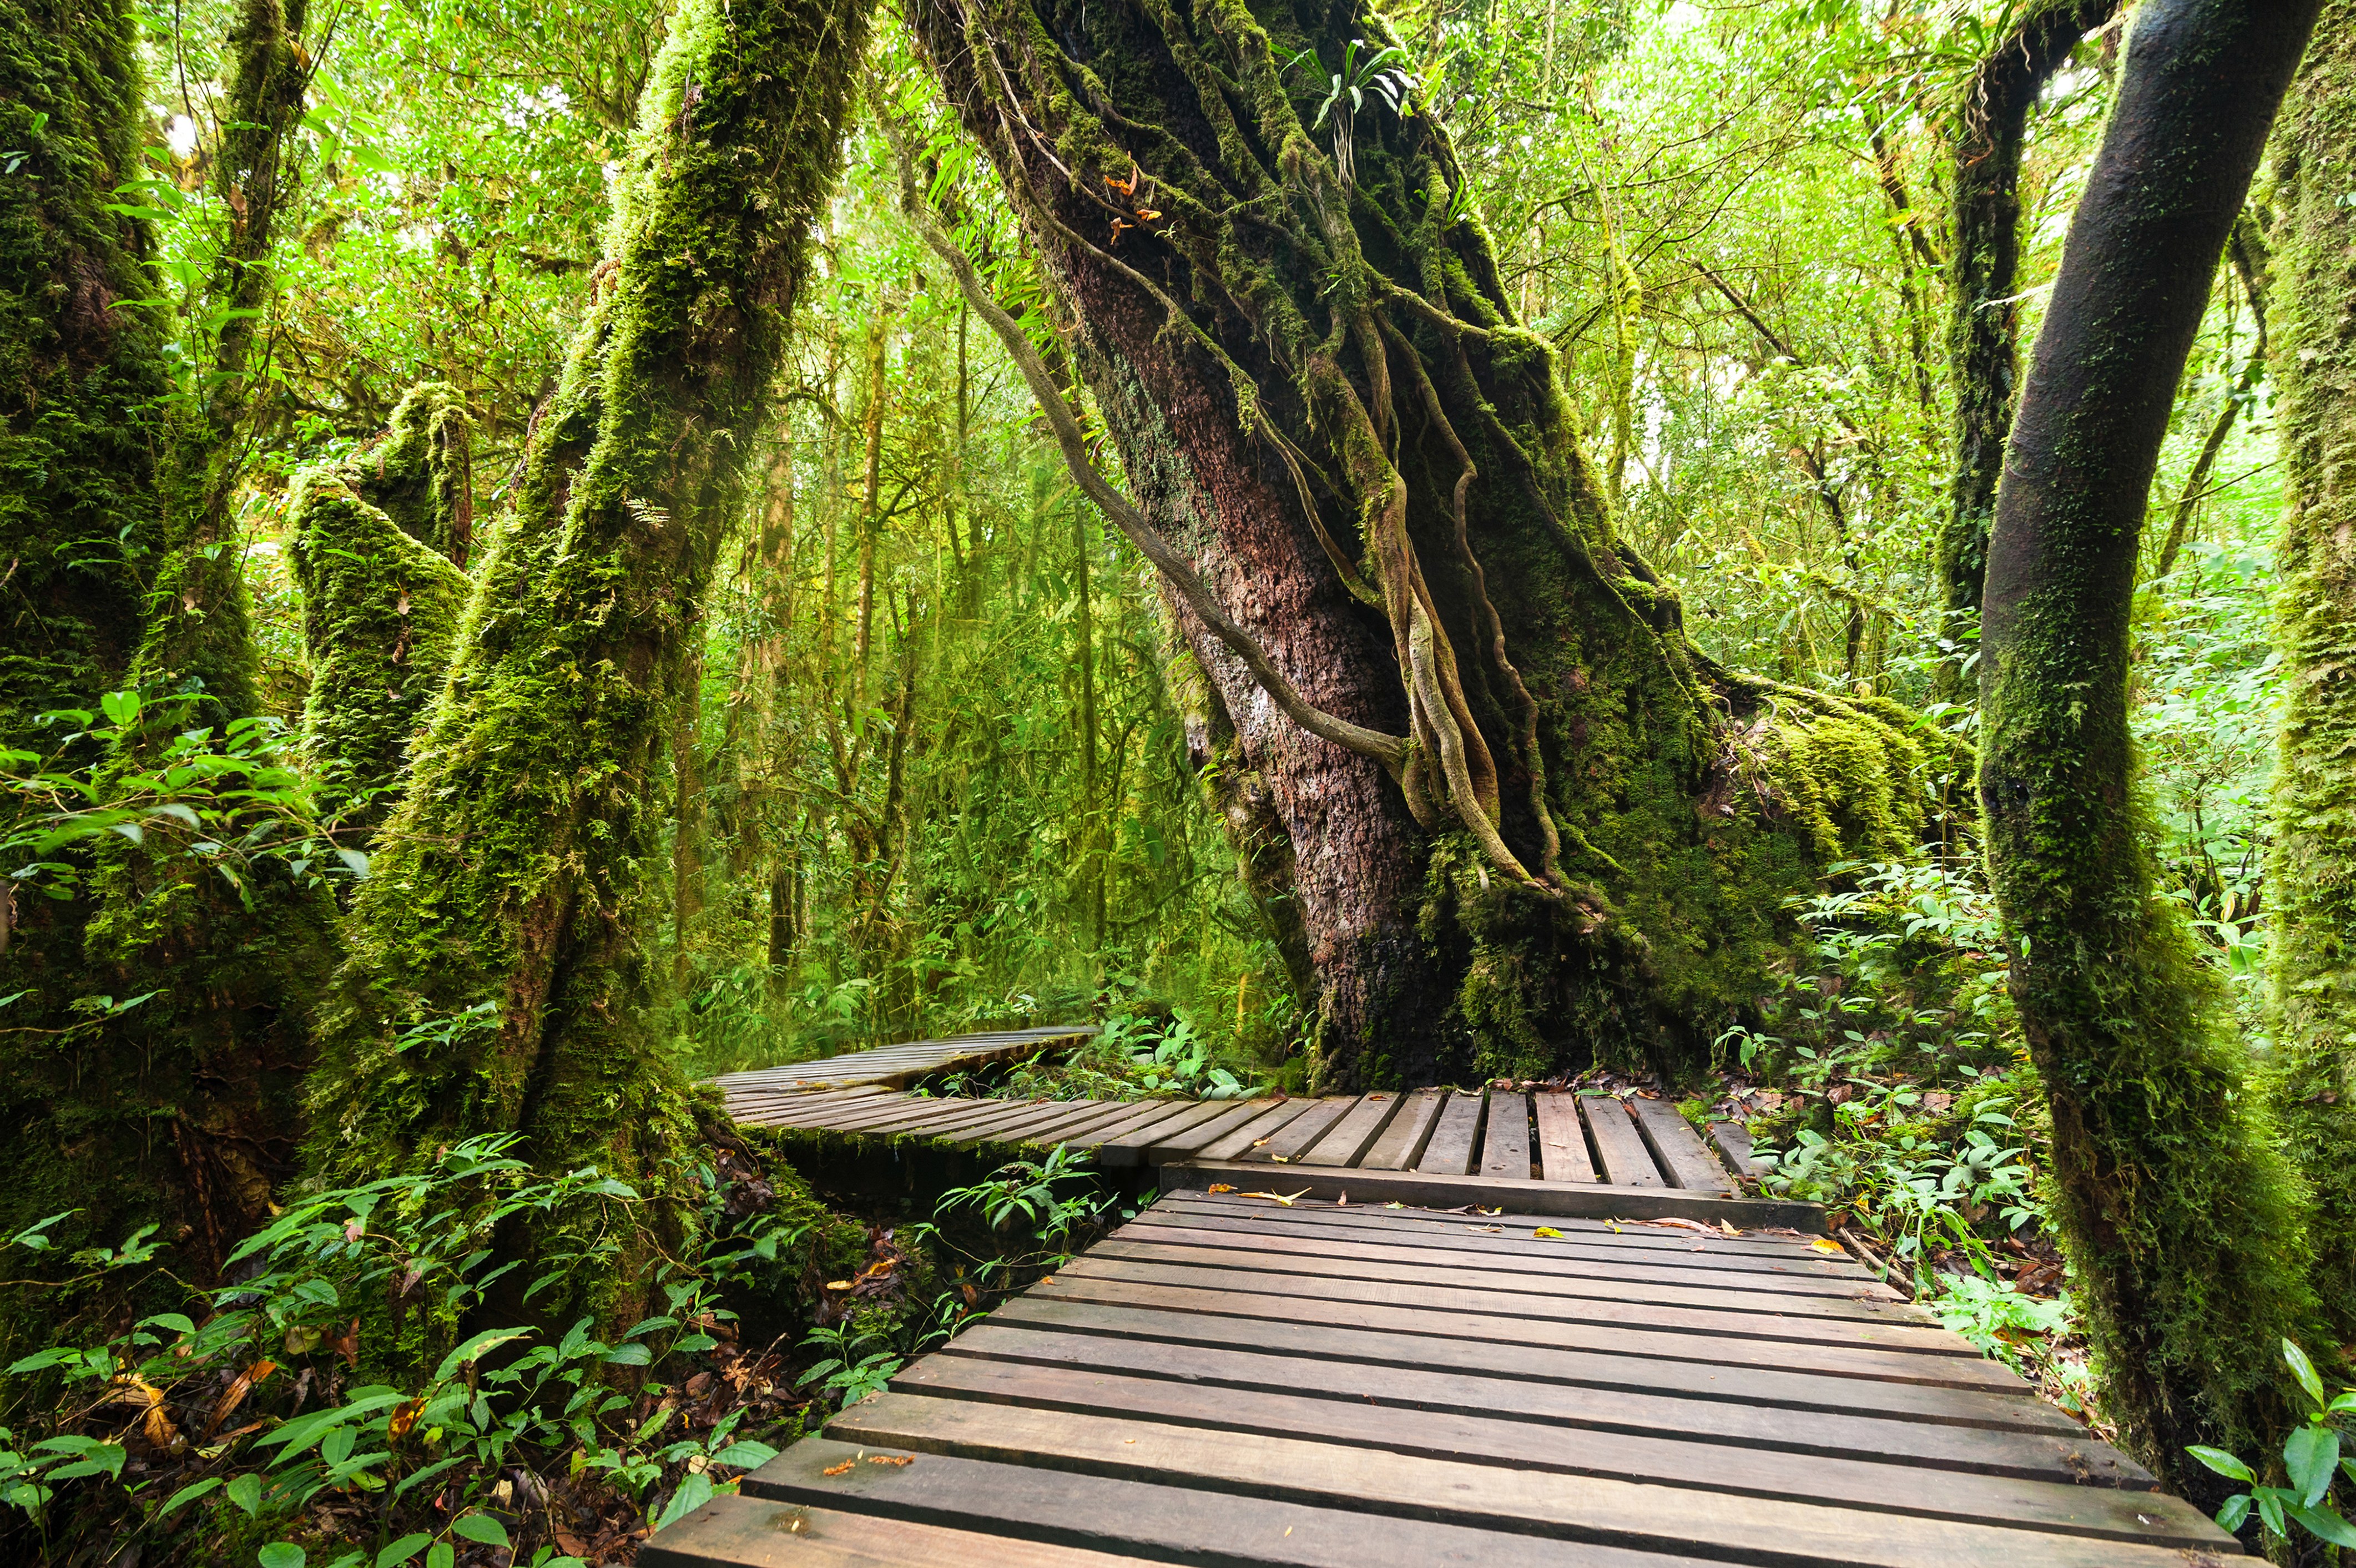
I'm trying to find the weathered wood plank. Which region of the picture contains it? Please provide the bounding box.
[1094,1100,1237,1165]
[1087,1234,1926,1323]
[1414,1091,1485,1175]
[1533,1090,1596,1182]
[1237,1097,1356,1164]
[1193,1098,1322,1162]
[1051,1254,1970,1355]
[1296,1093,1403,1167]
[1354,1086,1446,1169]
[886,1357,2208,1545]
[1712,1118,1770,1179]
[638,1493,1144,1568]
[1129,1098,1278,1160]
[1582,1096,1666,1188]
[1022,1272,2022,1389]
[1061,1099,1203,1157]
[1159,1158,1830,1232]
[1480,1089,1533,1180]
[1112,1213,1895,1298]
[1629,1097,1735,1194]
[743,1439,1719,1568]
[933,1322,2138,1484]
[982,1295,2076,1433]
[825,1395,2231,1566]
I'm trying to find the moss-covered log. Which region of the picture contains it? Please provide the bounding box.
[289,384,475,829]
[2267,0,2356,1333]
[906,0,1940,1088]
[303,0,872,1327]
[1977,0,2319,1486]
[1933,0,2116,703]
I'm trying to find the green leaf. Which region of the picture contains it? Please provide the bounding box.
[432,1328,529,1383]
[259,1545,306,1568]
[425,1545,453,1568]
[2217,1492,2252,1532]
[451,1514,511,1549]
[2290,1503,2356,1549]
[226,1472,262,1516]
[712,1440,780,1470]
[602,1342,652,1367]
[99,691,140,728]
[2187,1445,2257,1484]
[375,1532,430,1567]
[160,1476,221,1515]
[653,1471,714,1531]
[2288,1424,2342,1506]
[2286,1339,2327,1408]
[141,1312,196,1336]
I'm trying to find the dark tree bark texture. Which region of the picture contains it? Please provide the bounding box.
[908,0,1941,1088]
[1979,0,2321,1486]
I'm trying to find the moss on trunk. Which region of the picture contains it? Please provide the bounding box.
[302,0,872,1329]
[1977,0,2320,1485]
[289,385,475,829]
[2267,0,2356,1332]
[909,0,1937,1088]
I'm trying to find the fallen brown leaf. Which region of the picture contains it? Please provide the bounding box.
[1239,1189,1310,1207]
[866,1455,913,1467]
[823,1461,856,1477]
[1207,1184,1235,1194]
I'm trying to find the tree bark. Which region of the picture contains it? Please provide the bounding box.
[2267,0,2356,1335]
[1935,0,2117,703]
[303,0,872,1328]
[1977,0,2320,1484]
[904,0,1940,1087]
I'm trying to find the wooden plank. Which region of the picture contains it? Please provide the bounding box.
[1581,1096,1665,1188]
[1159,1158,1827,1232]
[985,1295,2078,1434]
[638,1492,1144,1568]
[987,1100,1126,1146]
[1095,1100,1237,1165]
[933,1322,2137,1485]
[1148,1191,1856,1266]
[1414,1091,1485,1174]
[1297,1092,1403,1167]
[1113,1214,1896,1299]
[1057,1098,1200,1156]
[1130,1098,1281,1160]
[1092,1232,1924,1322]
[744,1438,1716,1568]
[1712,1118,1768,1178]
[1190,1098,1320,1162]
[1532,1090,1596,1182]
[1014,1100,1167,1146]
[826,1396,2230,1566]
[1240,1096,1357,1163]
[1355,1086,1446,1169]
[1052,1254,1970,1356]
[1022,1272,2022,1389]
[887,1356,2207,1545]
[1480,1089,1533,1179]
[1629,1097,1734,1194]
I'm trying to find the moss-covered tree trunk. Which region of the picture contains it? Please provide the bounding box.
[304,0,871,1324]
[2267,0,2356,1332]
[1977,0,2319,1486]
[1933,0,2116,703]
[907,0,1939,1087]
[289,384,475,835]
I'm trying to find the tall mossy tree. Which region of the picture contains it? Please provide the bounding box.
[303,0,873,1325]
[1977,0,2321,1487]
[902,0,1944,1088]
[289,383,475,835]
[1933,0,2116,702]
[2268,0,2356,1330]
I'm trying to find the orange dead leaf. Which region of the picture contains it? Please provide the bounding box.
[1135,207,1162,221]
[1239,1189,1309,1207]
[387,1396,427,1444]
[823,1461,856,1476]
[1207,1184,1235,1194]
[866,1455,914,1467]
[1810,1237,1843,1254]
[204,1359,275,1440]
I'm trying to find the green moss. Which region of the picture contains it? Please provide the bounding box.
[2266,0,2356,1334]
[287,387,475,828]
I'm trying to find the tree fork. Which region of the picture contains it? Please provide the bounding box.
[1977,0,2321,1487]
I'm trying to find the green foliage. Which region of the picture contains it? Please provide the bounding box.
[2188,1340,2356,1547]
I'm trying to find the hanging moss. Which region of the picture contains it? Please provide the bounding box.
[302,0,874,1332]
[2266,0,2356,1333]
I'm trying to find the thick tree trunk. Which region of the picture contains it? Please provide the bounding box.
[1977,0,2319,1485]
[303,0,870,1327]
[906,0,1939,1087]
[2267,0,2356,1334]
[1934,0,2116,703]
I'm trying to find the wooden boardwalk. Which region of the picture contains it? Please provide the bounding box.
[723,1062,1772,1205]
[646,1188,2237,1566]
[709,1026,1099,1102]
